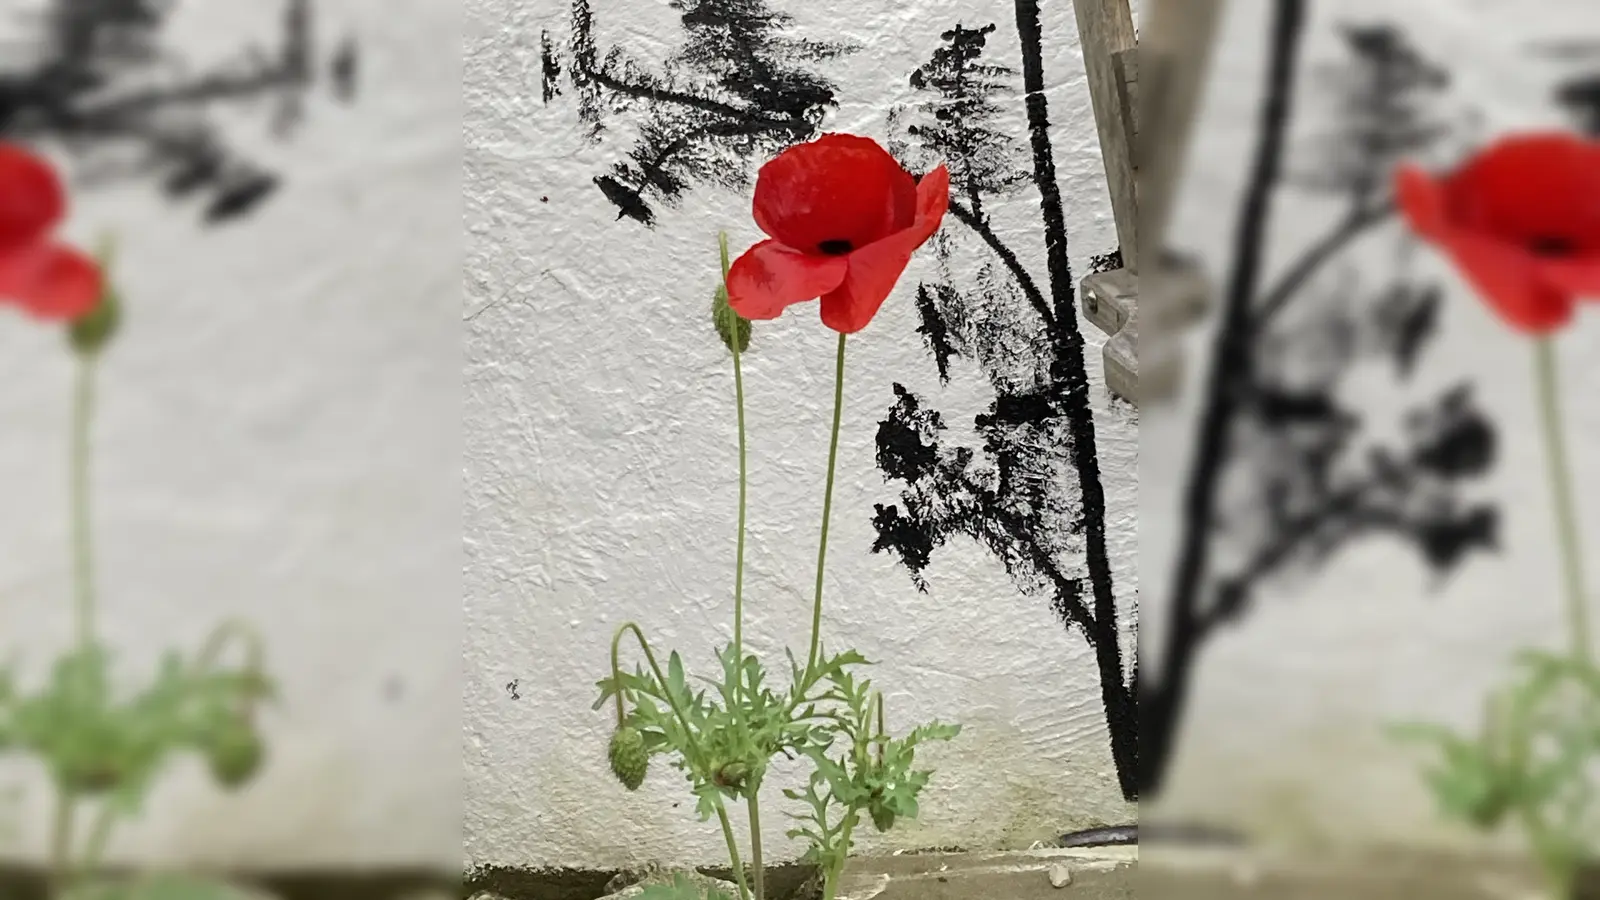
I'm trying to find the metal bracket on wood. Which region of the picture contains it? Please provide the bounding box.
[1081,267,1138,404]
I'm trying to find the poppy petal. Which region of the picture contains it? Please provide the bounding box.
[1446,133,1600,249]
[752,134,912,255]
[0,241,104,321]
[914,164,951,232]
[725,239,849,321]
[1438,232,1573,334]
[819,167,951,334]
[1395,165,1450,240]
[0,143,66,251]
[1540,257,1600,300]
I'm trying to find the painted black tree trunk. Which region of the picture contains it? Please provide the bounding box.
[873,10,1136,800]
[0,0,356,222]
[1138,5,1499,798]
[1014,0,1134,801]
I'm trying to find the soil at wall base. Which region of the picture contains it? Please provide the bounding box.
[462,863,822,900]
[0,865,458,900]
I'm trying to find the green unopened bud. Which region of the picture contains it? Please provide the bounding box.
[712,760,748,790]
[711,283,751,355]
[608,726,648,791]
[69,239,121,356]
[711,232,750,354]
[69,287,119,356]
[206,721,265,789]
[869,803,896,833]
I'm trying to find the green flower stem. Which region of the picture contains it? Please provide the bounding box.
[805,333,848,675]
[1534,338,1590,662]
[77,803,119,879]
[608,622,704,764]
[720,233,750,694]
[1519,802,1574,900]
[714,802,754,900]
[746,792,765,900]
[821,814,857,900]
[52,349,100,894]
[50,792,76,893]
[874,692,885,767]
[71,352,98,652]
[195,619,266,674]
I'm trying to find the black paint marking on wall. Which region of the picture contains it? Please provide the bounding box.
[1138,10,1499,798]
[873,15,1137,801]
[1556,73,1600,134]
[1526,38,1600,136]
[0,0,356,224]
[540,30,563,103]
[552,0,853,225]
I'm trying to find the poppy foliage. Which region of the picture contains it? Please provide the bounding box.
[726,134,949,335]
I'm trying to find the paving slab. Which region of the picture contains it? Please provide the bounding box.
[838,848,1135,900]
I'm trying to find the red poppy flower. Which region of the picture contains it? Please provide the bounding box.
[726,134,949,334]
[0,142,103,321]
[1396,132,1600,334]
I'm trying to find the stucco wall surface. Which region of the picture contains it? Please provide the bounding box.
[464,0,1139,872]
[1142,0,1600,852]
[0,0,461,871]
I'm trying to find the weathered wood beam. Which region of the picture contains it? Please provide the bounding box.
[1071,0,1139,273]
[1133,0,1226,407]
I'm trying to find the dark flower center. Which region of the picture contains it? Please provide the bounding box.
[818,239,854,256]
[1528,235,1576,257]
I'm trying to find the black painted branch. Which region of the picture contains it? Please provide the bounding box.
[948,199,1056,332]
[584,67,802,132]
[1142,0,1309,799]
[75,67,307,122]
[1250,200,1397,331]
[1198,479,1381,632]
[637,117,784,180]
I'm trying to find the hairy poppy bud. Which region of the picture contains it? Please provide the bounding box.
[68,276,119,356]
[869,803,896,833]
[66,237,121,356]
[712,760,748,790]
[608,726,648,791]
[206,721,265,789]
[711,281,751,355]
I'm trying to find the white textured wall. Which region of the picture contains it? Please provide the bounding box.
[1143,0,1600,852]
[464,0,1138,871]
[0,0,460,870]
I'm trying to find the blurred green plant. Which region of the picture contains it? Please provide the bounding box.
[1395,338,1599,899]
[0,242,276,899]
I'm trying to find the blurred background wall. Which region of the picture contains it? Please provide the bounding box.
[1142,0,1600,853]
[0,0,460,872]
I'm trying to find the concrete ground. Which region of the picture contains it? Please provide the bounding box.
[836,847,1134,900]
[463,844,1597,899]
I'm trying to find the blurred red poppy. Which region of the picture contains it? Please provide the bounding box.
[1396,132,1600,334]
[0,142,103,321]
[726,134,949,334]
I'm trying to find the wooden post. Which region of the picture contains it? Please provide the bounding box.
[1134,0,1226,406]
[1070,0,1139,273]
[1071,0,1140,404]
